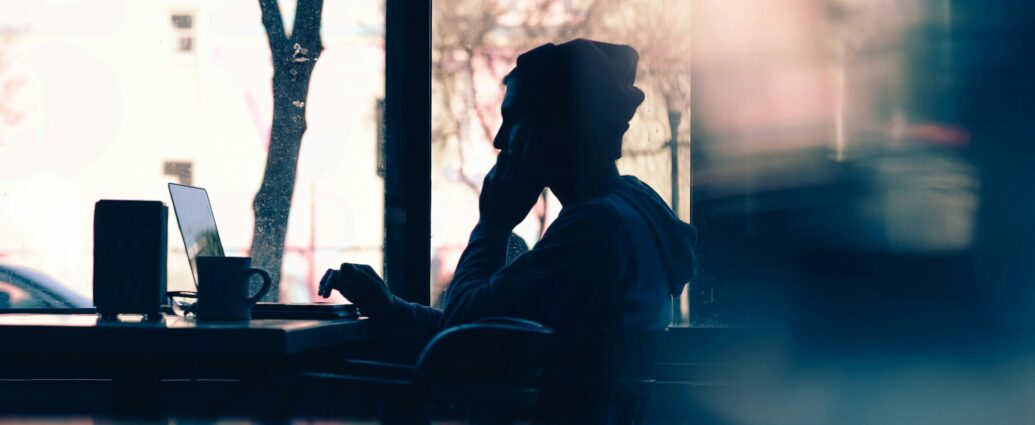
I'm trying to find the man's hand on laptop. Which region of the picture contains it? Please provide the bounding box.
[319,263,392,318]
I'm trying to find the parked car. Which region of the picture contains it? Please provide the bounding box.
[0,263,91,309]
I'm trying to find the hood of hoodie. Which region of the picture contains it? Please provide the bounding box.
[610,176,698,296]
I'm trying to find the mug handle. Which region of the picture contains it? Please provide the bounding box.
[245,268,272,305]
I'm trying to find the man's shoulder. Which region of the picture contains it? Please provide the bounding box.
[560,191,626,215]
[561,178,646,218]
[549,195,629,240]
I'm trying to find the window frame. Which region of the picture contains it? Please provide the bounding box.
[383,0,432,305]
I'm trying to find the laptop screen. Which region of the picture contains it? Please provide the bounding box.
[168,183,225,286]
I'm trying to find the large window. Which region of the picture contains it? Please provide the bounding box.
[430,0,693,318]
[429,0,988,327]
[0,1,1016,332]
[0,0,384,306]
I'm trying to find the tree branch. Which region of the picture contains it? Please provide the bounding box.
[466,51,500,146]
[292,0,325,56]
[435,46,481,196]
[557,0,604,40]
[259,0,289,59]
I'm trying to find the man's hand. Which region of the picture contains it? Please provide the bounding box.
[478,149,544,231]
[319,263,393,318]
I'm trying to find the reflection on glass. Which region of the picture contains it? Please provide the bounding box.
[685,0,983,327]
[430,0,999,328]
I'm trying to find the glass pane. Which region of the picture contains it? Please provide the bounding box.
[690,0,980,327]
[0,0,385,307]
[430,0,692,308]
[431,0,1002,330]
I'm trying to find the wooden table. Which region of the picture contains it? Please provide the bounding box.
[0,313,368,360]
[0,313,370,416]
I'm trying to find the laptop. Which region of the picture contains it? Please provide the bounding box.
[167,183,356,319]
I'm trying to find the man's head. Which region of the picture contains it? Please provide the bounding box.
[494,39,645,189]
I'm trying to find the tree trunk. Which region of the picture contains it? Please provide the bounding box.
[250,0,324,300]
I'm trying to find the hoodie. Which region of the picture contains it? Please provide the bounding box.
[378,176,697,362]
[609,176,699,298]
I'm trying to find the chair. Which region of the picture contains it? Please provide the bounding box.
[299,316,555,421]
[299,320,665,424]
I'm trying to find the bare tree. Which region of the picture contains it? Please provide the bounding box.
[431,0,603,197]
[431,0,507,194]
[250,0,324,300]
[594,0,692,213]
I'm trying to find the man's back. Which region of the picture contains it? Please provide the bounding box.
[441,176,696,333]
[603,176,696,328]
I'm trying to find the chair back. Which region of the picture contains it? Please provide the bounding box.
[413,317,555,392]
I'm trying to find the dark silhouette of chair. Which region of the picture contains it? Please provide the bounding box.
[300,320,665,423]
[300,316,555,421]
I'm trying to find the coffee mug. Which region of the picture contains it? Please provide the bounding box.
[196,256,271,321]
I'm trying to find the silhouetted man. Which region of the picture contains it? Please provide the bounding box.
[320,39,697,361]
